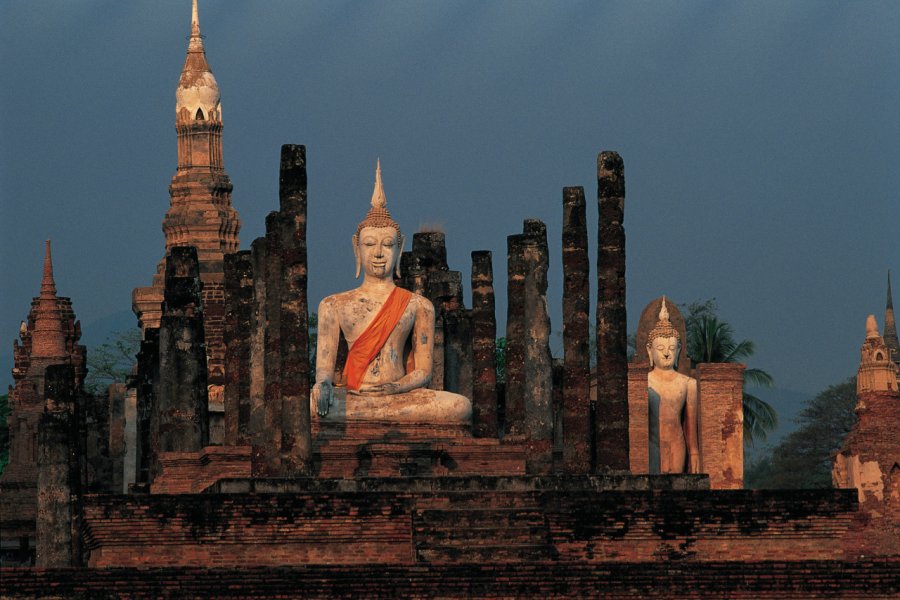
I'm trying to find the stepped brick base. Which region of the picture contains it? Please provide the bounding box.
[2,561,898,599]
[150,446,252,494]
[81,478,858,568]
[313,438,527,478]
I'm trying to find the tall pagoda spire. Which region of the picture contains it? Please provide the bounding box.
[134,0,241,404]
[883,270,899,365]
[176,0,220,128]
[31,240,67,359]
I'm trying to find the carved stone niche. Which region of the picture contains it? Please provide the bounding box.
[632,297,690,373]
[628,297,690,475]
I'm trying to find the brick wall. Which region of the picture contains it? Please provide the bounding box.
[3,560,897,599]
[80,484,864,569]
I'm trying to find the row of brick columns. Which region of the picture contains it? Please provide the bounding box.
[138,147,631,477]
[221,148,630,475]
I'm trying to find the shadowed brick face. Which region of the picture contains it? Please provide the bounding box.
[595,151,629,471]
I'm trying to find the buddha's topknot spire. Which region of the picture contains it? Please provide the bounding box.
[356,159,400,237]
[648,296,680,343]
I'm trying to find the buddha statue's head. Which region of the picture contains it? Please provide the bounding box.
[353,160,405,280]
[647,297,680,370]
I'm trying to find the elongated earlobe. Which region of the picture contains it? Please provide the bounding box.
[646,344,653,368]
[352,235,360,279]
[395,234,406,278]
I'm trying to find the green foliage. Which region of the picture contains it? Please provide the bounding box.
[495,337,507,385]
[681,299,777,445]
[84,328,142,394]
[0,393,9,476]
[745,377,857,489]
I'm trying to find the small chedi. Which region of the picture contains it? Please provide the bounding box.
[645,299,700,474]
[311,162,471,427]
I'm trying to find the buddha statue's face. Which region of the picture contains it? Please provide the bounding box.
[355,226,402,280]
[648,335,679,370]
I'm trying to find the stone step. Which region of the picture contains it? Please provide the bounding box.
[415,543,556,563]
[414,507,545,528]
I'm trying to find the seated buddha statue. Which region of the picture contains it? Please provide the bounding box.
[310,161,472,426]
[646,299,701,474]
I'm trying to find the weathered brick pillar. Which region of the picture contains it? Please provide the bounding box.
[135,327,159,483]
[428,270,463,392]
[262,213,284,474]
[80,390,111,492]
[696,363,745,489]
[561,186,591,473]
[413,231,448,273]
[157,247,209,456]
[522,220,553,473]
[277,144,312,475]
[626,363,651,473]
[552,358,564,469]
[224,251,253,446]
[505,233,528,436]
[248,238,268,468]
[471,250,498,438]
[36,365,80,567]
[595,151,629,471]
[443,309,474,401]
[107,383,126,494]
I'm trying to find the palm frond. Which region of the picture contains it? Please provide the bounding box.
[744,367,775,388]
[743,392,778,445]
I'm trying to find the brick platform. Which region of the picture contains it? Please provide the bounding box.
[80,478,859,568]
[2,560,897,599]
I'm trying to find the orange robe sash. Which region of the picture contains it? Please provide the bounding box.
[344,287,413,391]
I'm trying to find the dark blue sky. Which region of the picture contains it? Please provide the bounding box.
[1,2,897,428]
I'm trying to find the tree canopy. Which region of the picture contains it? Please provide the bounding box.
[84,328,142,394]
[745,377,857,489]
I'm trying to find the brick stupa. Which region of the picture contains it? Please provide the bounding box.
[0,241,85,565]
[132,0,240,430]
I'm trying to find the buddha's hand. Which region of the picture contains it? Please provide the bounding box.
[353,381,401,396]
[311,381,333,416]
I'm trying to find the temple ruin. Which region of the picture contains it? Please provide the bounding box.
[1,2,897,597]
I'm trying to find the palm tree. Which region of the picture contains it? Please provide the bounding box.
[685,310,778,446]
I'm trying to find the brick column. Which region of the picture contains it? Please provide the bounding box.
[627,363,650,473]
[277,144,312,475]
[696,362,744,489]
[443,309,474,400]
[561,186,591,473]
[248,238,268,468]
[522,220,553,473]
[471,251,498,438]
[136,328,159,483]
[262,212,284,474]
[595,151,629,471]
[505,233,527,436]
[157,247,209,455]
[107,383,126,494]
[223,251,253,445]
[36,365,79,567]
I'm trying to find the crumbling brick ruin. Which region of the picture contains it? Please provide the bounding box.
[2,2,898,597]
